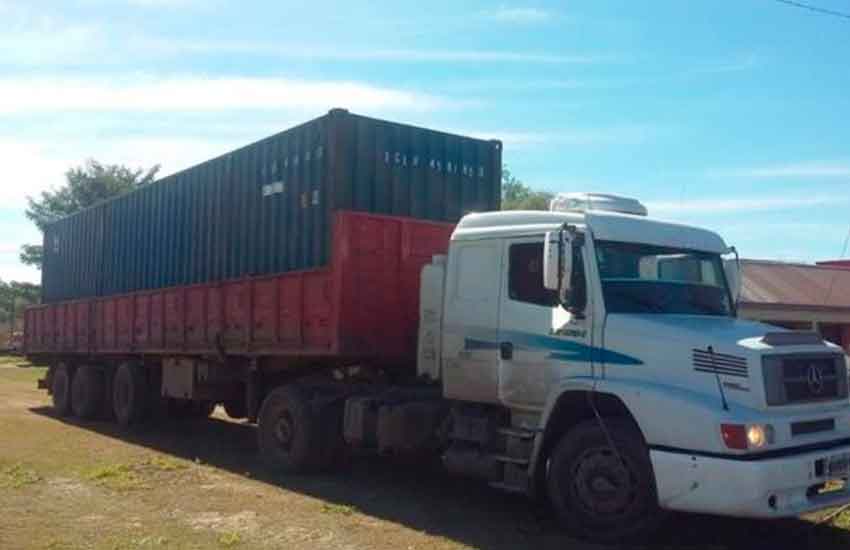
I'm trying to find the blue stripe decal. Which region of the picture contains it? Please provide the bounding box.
[464,330,642,366]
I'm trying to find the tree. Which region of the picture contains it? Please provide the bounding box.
[0,280,40,343]
[501,165,554,211]
[21,160,160,268]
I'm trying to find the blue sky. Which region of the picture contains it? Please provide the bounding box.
[2,0,850,283]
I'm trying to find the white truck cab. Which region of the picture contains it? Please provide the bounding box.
[421,193,850,540]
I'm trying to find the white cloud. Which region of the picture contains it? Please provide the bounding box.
[688,53,760,75]
[0,262,40,284]
[0,136,241,208]
[0,76,450,114]
[646,196,843,215]
[731,162,850,179]
[483,7,554,23]
[455,125,661,148]
[134,37,601,64]
[0,4,593,68]
[123,0,200,5]
[0,11,104,67]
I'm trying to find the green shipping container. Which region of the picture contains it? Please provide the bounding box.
[41,109,503,303]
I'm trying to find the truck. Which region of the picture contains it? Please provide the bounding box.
[25,115,850,542]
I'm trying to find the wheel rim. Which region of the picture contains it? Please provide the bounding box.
[274,411,295,451]
[567,445,639,521]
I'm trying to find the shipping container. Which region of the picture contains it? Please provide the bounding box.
[27,211,454,365]
[41,109,502,303]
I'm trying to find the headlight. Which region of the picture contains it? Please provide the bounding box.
[722,423,775,450]
[747,425,767,448]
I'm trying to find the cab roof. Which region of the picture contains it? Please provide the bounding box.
[452,209,729,254]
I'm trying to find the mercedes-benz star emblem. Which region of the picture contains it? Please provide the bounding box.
[807,364,825,395]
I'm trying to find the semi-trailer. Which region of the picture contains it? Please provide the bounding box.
[25,112,850,541]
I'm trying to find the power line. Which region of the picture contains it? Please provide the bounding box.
[773,0,850,21]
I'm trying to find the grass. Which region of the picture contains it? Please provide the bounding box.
[83,463,147,492]
[321,502,356,516]
[2,359,850,550]
[145,456,188,471]
[0,463,42,488]
[216,532,241,548]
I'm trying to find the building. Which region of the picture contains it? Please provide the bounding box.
[738,259,850,351]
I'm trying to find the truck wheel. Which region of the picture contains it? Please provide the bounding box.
[51,363,73,417]
[112,363,148,427]
[70,366,105,419]
[258,386,323,473]
[547,418,661,542]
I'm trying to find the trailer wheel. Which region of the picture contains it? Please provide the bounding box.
[51,363,73,417]
[112,363,148,427]
[546,418,661,542]
[70,366,105,420]
[258,386,323,473]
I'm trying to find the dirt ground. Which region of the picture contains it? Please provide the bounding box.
[1,357,849,550]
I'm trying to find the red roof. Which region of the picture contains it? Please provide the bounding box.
[817,260,850,269]
[740,259,850,311]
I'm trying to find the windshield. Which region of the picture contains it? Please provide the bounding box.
[595,240,733,316]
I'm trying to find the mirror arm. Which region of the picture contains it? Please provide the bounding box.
[725,245,741,315]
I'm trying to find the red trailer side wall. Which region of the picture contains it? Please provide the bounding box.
[25,211,454,366]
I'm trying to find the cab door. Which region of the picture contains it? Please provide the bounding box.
[497,236,594,411]
[441,240,504,404]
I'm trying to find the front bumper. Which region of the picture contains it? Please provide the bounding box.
[651,445,850,518]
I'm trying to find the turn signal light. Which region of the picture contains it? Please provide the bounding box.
[721,424,748,450]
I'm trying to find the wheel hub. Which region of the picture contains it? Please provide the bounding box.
[274,412,294,451]
[571,447,637,518]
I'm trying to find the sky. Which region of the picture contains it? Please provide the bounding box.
[2,0,850,284]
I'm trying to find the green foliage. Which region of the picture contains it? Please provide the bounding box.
[18,244,43,268]
[501,165,553,211]
[0,280,40,325]
[21,159,160,268]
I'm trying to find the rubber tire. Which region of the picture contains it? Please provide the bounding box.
[51,363,73,417]
[112,363,148,427]
[70,366,105,419]
[258,386,324,473]
[546,418,661,543]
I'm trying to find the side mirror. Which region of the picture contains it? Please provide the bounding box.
[723,247,741,305]
[543,229,572,299]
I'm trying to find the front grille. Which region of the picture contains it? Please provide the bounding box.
[763,354,848,406]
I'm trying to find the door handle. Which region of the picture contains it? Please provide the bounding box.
[500,341,514,360]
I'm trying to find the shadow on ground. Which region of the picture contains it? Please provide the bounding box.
[30,406,850,550]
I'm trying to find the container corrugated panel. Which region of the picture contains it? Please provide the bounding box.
[41,109,501,303]
[26,211,454,365]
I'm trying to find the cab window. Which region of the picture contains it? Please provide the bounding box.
[508,242,558,306]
